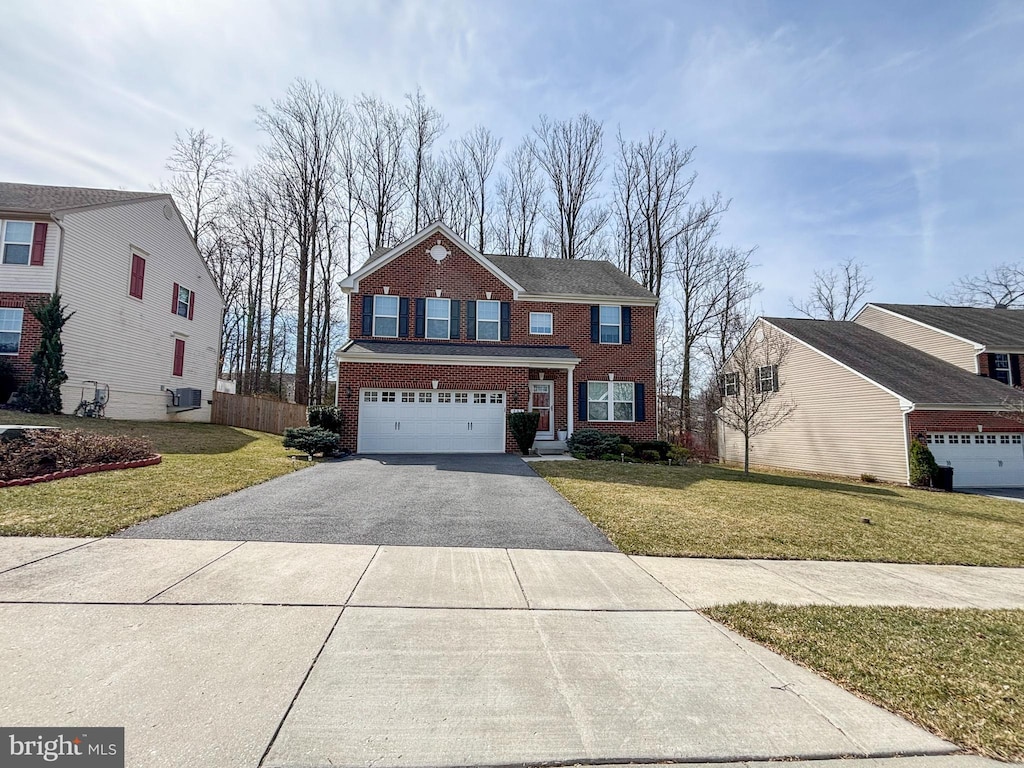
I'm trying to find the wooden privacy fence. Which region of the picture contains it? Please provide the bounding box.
[211,392,308,435]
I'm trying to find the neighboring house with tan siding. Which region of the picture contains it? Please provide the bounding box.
[0,182,223,421]
[718,317,1024,488]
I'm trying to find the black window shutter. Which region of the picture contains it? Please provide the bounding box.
[361,296,373,336]
[635,383,645,421]
[500,302,511,341]
[466,301,477,340]
[414,298,426,338]
[590,306,600,343]
[450,300,461,339]
[772,365,779,392]
[398,298,410,338]
[622,306,632,344]
[1011,354,1021,386]
[986,353,996,379]
[578,381,588,421]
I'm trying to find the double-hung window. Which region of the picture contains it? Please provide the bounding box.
[599,305,621,344]
[175,285,192,318]
[992,353,1013,386]
[718,372,739,396]
[373,295,399,338]
[426,298,450,340]
[477,300,500,341]
[755,364,779,393]
[0,308,24,355]
[587,381,635,422]
[529,312,553,335]
[2,221,33,265]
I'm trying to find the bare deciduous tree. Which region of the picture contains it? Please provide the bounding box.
[164,127,233,247]
[791,257,873,320]
[494,141,544,257]
[458,125,501,253]
[352,94,408,254]
[717,320,797,474]
[613,131,696,295]
[256,79,345,405]
[933,263,1024,308]
[529,113,608,259]
[404,87,446,232]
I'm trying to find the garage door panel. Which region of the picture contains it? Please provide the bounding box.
[927,432,1024,488]
[358,390,506,454]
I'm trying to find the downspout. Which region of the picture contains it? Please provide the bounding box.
[902,404,915,486]
[51,214,66,293]
[566,365,574,440]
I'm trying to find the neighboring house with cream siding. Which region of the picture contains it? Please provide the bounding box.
[0,182,223,421]
[718,316,1024,489]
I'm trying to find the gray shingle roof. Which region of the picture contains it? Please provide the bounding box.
[0,182,164,214]
[870,303,1024,349]
[339,340,580,361]
[482,254,656,300]
[766,317,1024,406]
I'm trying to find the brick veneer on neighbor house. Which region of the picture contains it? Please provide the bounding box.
[339,233,657,452]
[908,410,1024,437]
[976,352,1024,385]
[0,292,47,384]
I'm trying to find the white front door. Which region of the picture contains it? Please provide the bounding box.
[358,389,506,453]
[529,382,554,439]
[926,432,1024,488]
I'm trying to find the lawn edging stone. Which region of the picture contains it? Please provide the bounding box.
[0,455,162,488]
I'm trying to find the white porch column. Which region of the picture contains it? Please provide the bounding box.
[566,365,575,439]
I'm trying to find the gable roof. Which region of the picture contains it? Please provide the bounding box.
[336,339,580,365]
[482,254,656,301]
[865,303,1024,349]
[0,182,165,215]
[765,317,1024,407]
[340,221,657,304]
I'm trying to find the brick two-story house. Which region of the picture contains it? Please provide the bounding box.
[336,222,657,454]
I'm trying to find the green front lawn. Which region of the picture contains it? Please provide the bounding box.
[0,413,304,537]
[533,461,1024,566]
[706,604,1024,761]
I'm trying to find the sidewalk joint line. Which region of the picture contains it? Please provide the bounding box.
[257,607,344,768]
[0,537,103,576]
[341,545,380,605]
[142,540,248,603]
[505,548,531,608]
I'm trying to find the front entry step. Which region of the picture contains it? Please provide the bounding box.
[534,440,567,455]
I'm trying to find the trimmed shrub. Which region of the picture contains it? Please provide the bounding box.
[567,429,622,459]
[599,453,621,461]
[0,359,16,405]
[635,440,671,460]
[308,405,344,435]
[508,411,542,455]
[909,439,940,487]
[668,445,691,465]
[0,429,154,482]
[283,427,340,457]
[640,449,661,462]
[620,443,635,458]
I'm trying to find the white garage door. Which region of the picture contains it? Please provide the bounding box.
[358,389,506,453]
[926,432,1024,488]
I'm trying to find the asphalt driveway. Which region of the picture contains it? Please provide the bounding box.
[119,454,615,551]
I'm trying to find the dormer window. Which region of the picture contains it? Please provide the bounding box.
[992,354,1013,386]
[373,295,399,338]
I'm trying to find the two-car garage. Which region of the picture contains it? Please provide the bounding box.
[358,389,507,453]
[925,432,1024,488]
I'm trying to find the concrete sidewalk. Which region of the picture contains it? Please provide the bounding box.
[0,537,1016,768]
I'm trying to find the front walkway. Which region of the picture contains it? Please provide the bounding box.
[0,537,1019,767]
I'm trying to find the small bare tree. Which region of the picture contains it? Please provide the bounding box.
[716,321,797,474]
[791,257,872,320]
[933,263,1024,308]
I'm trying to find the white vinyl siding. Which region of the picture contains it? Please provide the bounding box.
[855,305,978,373]
[0,220,60,293]
[719,323,909,483]
[55,197,223,421]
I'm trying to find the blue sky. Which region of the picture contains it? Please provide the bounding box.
[1,0,1021,315]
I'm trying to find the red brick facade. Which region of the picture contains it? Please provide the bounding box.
[976,352,1024,385]
[908,410,1024,437]
[338,233,657,452]
[0,292,48,385]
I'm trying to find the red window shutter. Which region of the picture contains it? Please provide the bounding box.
[130,254,145,299]
[188,291,195,320]
[30,223,47,266]
[172,338,185,376]
[172,283,180,314]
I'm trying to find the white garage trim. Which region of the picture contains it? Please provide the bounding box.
[358,389,507,454]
